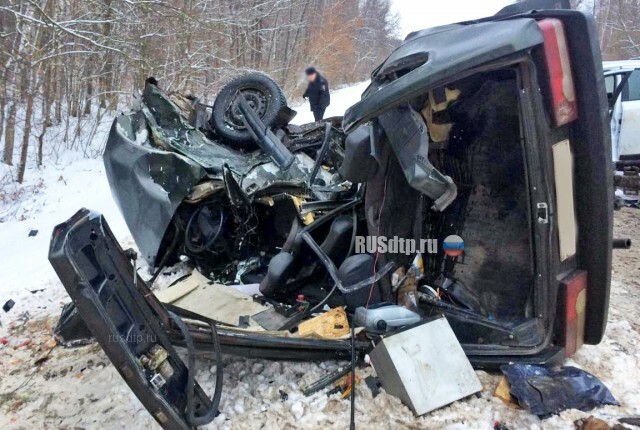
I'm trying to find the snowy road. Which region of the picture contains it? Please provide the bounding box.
[1,82,639,430]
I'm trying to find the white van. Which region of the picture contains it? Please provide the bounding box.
[604,60,640,159]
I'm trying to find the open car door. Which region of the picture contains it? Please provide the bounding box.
[603,62,640,159]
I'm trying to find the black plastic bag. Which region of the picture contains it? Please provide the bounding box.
[501,364,619,418]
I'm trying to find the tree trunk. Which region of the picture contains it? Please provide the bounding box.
[38,67,53,166]
[18,87,35,183]
[54,62,62,123]
[0,95,5,152]
[37,127,46,167]
[3,101,17,165]
[84,79,93,116]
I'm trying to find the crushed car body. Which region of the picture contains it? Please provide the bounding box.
[105,79,350,269]
[50,3,615,429]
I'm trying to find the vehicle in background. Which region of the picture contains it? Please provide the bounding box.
[604,61,640,204]
[603,60,640,160]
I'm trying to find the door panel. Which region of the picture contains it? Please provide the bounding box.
[606,68,640,158]
[619,99,640,156]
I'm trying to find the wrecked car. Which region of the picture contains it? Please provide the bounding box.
[49,2,614,429]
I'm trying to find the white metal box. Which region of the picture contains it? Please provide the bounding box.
[369,316,482,415]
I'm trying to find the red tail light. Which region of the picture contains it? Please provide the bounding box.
[538,18,578,127]
[559,270,587,356]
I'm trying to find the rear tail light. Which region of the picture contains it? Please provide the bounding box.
[538,18,578,127]
[559,270,587,356]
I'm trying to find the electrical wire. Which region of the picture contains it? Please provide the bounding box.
[350,324,356,430]
[366,174,389,309]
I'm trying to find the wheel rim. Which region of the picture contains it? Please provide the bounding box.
[225,87,268,130]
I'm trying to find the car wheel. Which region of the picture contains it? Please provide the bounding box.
[211,73,287,145]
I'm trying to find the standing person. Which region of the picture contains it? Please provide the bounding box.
[302,67,330,121]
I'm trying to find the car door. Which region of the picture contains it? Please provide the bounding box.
[618,69,640,156]
[604,66,640,159]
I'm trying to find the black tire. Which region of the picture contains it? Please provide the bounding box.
[211,73,287,145]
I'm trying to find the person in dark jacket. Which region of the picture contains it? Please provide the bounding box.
[302,67,330,121]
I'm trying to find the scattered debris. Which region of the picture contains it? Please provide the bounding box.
[27,229,38,237]
[494,376,519,408]
[238,315,251,328]
[369,317,481,415]
[54,302,93,347]
[235,257,261,283]
[612,238,632,249]
[619,417,640,427]
[15,311,31,323]
[3,299,15,313]
[501,364,619,418]
[364,376,381,398]
[494,421,512,430]
[332,372,359,399]
[354,303,421,334]
[278,390,288,401]
[575,416,611,430]
[303,365,351,396]
[33,342,56,366]
[298,307,350,339]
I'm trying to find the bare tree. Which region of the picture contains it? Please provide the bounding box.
[0,0,399,182]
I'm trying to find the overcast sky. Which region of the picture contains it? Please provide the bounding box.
[391,0,516,39]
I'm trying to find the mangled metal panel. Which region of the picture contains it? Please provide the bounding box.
[104,84,345,265]
[241,152,340,198]
[104,112,207,264]
[141,84,267,175]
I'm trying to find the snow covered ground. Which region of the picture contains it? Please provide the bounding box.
[1,82,640,430]
[0,110,130,328]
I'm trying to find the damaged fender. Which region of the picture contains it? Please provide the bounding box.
[104,112,207,264]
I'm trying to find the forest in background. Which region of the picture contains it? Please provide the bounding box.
[0,0,400,183]
[574,0,640,60]
[3,0,640,184]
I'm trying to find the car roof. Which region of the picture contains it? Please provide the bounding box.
[603,60,640,73]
